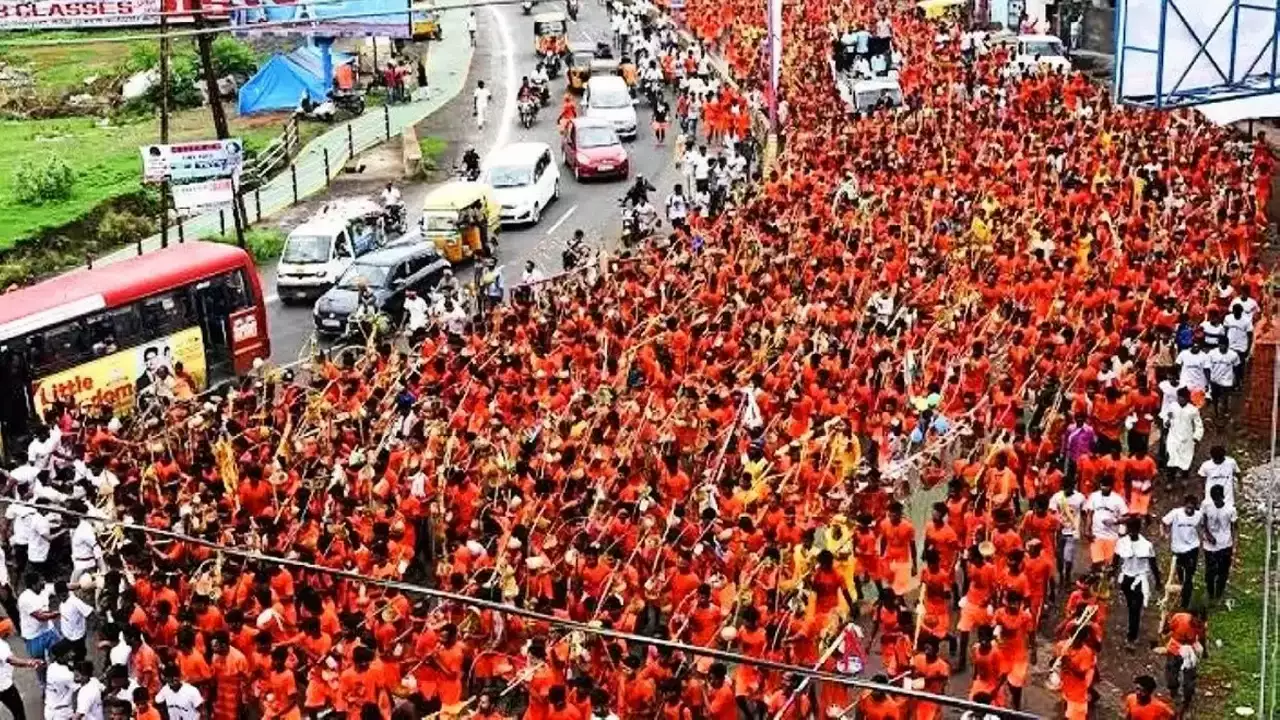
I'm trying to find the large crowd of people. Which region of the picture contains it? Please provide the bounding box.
[0,0,1273,719]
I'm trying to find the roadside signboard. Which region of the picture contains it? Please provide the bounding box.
[170,178,236,214]
[0,0,231,30]
[140,139,244,183]
[228,0,411,39]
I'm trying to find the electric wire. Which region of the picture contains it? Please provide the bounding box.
[3,498,1035,718]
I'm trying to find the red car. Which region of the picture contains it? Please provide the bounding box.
[562,118,629,181]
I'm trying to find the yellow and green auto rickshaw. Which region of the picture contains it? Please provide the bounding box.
[419,181,502,263]
[567,41,598,92]
[534,12,569,58]
[411,5,442,40]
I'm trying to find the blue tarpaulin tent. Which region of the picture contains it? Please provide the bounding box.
[238,46,354,115]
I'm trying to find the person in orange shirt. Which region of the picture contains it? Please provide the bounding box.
[210,632,251,720]
[546,686,583,720]
[908,637,950,720]
[852,675,906,720]
[1162,608,1206,714]
[1057,631,1097,720]
[263,647,302,720]
[430,624,467,707]
[336,646,381,720]
[809,550,856,621]
[1123,446,1159,517]
[956,544,994,673]
[133,686,162,720]
[992,592,1035,711]
[1123,675,1176,720]
[878,502,917,596]
[968,626,1003,703]
[1091,385,1129,455]
[1022,540,1055,627]
[917,548,954,651]
[704,664,737,720]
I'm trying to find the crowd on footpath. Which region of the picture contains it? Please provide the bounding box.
[0,0,1274,718]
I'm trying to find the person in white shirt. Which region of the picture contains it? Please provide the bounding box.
[1231,286,1260,325]
[1199,310,1225,347]
[1202,484,1237,601]
[45,641,78,720]
[1174,342,1211,393]
[1050,476,1087,582]
[473,80,492,130]
[4,491,35,581]
[26,511,55,580]
[54,581,93,662]
[0,638,41,720]
[1224,302,1254,364]
[155,670,202,720]
[403,290,430,334]
[465,10,477,46]
[1206,338,1241,418]
[1083,476,1128,565]
[17,572,58,660]
[69,506,102,587]
[74,661,105,720]
[1115,517,1161,649]
[1162,387,1204,484]
[665,185,689,231]
[1198,445,1239,509]
[1162,495,1204,609]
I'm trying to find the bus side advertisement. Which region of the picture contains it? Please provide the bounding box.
[31,327,207,415]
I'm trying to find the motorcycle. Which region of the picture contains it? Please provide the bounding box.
[454,160,482,182]
[619,198,660,250]
[639,76,662,107]
[522,0,533,13]
[330,88,367,117]
[383,202,408,236]
[545,53,563,78]
[531,79,551,107]
[518,98,539,129]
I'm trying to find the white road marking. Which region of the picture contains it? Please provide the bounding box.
[486,4,518,162]
[546,204,579,235]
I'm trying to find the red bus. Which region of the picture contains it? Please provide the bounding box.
[0,241,271,452]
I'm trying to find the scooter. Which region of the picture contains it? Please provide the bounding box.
[383,202,408,236]
[619,198,660,250]
[330,88,367,116]
[518,98,539,128]
[545,53,563,78]
[531,78,551,107]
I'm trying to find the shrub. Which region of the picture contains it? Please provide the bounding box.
[13,155,76,205]
[244,228,286,262]
[211,36,260,78]
[124,42,160,74]
[96,209,157,246]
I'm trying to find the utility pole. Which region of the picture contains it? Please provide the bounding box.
[159,5,171,249]
[192,0,247,248]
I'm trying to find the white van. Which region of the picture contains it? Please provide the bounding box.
[584,75,638,140]
[852,78,903,113]
[275,199,387,304]
[483,142,562,225]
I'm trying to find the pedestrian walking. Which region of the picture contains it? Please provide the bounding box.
[1160,495,1202,609]
[1201,484,1237,601]
[466,10,478,46]
[473,80,492,130]
[1115,516,1161,651]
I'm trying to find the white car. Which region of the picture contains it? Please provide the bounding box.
[483,142,561,225]
[1011,33,1071,73]
[275,199,387,304]
[584,75,638,140]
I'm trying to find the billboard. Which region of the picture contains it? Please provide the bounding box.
[141,139,244,183]
[31,326,207,414]
[171,178,235,213]
[229,0,411,38]
[0,0,231,30]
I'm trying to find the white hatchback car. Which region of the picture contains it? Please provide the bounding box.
[584,75,638,140]
[483,142,562,225]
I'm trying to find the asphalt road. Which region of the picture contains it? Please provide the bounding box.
[261,0,682,363]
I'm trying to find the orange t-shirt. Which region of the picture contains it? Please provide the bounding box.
[1123,694,1175,720]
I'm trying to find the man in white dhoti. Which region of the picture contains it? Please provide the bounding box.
[1162,386,1203,487]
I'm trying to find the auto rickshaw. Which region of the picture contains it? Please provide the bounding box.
[534,12,569,59]
[411,4,442,39]
[567,42,597,92]
[419,181,502,263]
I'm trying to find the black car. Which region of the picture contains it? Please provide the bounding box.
[313,242,450,335]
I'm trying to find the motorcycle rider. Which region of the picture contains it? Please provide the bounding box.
[380,183,405,232]
[461,147,482,180]
[567,0,579,20]
[563,229,588,270]
[530,63,550,104]
[625,173,656,206]
[558,94,578,135]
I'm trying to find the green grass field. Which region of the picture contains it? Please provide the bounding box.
[1199,521,1266,716]
[0,109,322,250]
